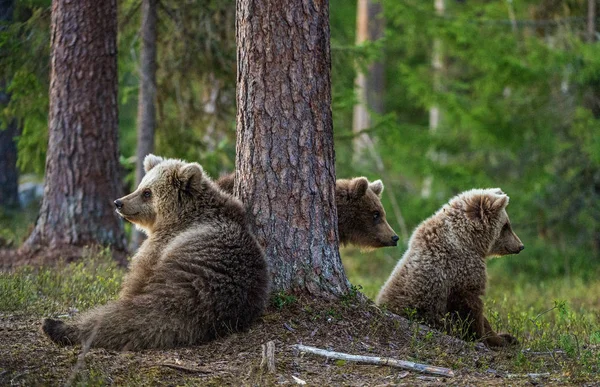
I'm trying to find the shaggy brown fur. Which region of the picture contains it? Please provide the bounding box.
[376,188,524,347]
[216,173,399,249]
[42,155,269,351]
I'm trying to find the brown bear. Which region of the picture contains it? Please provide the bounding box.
[376,188,524,347]
[41,155,269,351]
[216,173,399,249]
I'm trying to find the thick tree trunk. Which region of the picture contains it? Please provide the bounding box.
[131,0,158,250]
[0,0,19,210]
[236,0,349,297]
[20,0,126,261]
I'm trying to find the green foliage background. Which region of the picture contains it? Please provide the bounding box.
[1,0,599,285]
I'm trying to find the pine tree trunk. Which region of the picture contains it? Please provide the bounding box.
[131,0,158,250]
[0,119,19,210]
[236,0,349,297]
[0,0,19,210]
[20,0,126,261]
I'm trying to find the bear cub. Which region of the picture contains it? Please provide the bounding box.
[377,188,524,347]
[216,173,399,249]
[42,155,269,350]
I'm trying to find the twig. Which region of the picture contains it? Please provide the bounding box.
[64,322,99,387]
[292,344,454,378]
[260,341,276,374]
[158,363,211,374]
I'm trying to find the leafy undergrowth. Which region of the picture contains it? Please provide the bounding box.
[0,254,599,386]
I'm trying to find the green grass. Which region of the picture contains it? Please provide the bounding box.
[0,245,598,381]
[341,245,600,378]
[0,247,123,316]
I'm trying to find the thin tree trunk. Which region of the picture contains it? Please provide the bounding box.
[352,0,370,162]
[0,0,19,210]
[236,0,349,297]
[366,0,384,116]
[20,0,126,262]
[131,0,158,250]
[589,0,596,43]
[423,0,444,199]
[429,0,444,133]
[0,118,19,210]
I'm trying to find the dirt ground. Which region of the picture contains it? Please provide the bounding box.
[1,294,592,387]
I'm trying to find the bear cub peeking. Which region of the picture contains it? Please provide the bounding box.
[42,155,269,350]
[217,173,399,249]
[377,188,524,347]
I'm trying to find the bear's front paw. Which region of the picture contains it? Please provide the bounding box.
[498,332,519,346]
[484,335,506,348]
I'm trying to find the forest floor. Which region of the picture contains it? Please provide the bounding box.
[1,252,599,386]
[1,296,588,387]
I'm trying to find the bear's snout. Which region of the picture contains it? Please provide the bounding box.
[114,199,124,209]
[517,244,525,253]
[392,235,399,245]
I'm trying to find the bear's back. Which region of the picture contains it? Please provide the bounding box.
[149,204,269,340]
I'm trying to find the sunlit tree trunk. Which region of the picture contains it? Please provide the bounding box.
[588,0,596,43]
[0,0,19,210]
[236,0,349,297]
[131,0,158,250]
[20,0,126,261]
[422,0,445,199]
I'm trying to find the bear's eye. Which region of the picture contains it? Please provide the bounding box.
[142,189,152,199]
[373,211,380,221]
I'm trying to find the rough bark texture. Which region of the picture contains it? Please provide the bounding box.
[20,0,126,260]
[131,0,158,250]
[0,0,19,210]
[236,0,349,296]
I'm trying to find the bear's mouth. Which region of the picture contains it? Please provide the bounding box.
[116,210,139,219]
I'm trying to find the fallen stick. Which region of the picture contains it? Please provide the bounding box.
[292,344,454,378]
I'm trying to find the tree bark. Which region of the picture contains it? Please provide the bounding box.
[134,0,157,188]
[0,0,19,210]
[131,0,158,250]
[589,0,597,43]
[20,0,126,261]
[236,0,349,296]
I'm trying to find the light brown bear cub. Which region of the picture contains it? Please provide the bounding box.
[42,155,269,350]
[217,173,399,249]
[377,188,524,347]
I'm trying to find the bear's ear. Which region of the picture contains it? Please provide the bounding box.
[144,154,164,173]
[369,180,384,196]
[463,191,509,223]
[490,192,509,212]
[349,177,369,199]
[177,163,204,192]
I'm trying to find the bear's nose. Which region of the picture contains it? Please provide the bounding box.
[518,245,525,252]
[114,199,124,209]
[392,235,400,244]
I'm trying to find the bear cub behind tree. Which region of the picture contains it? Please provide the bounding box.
[42,155,269,350]
[217,173,399,249]
[376,188,524,347]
